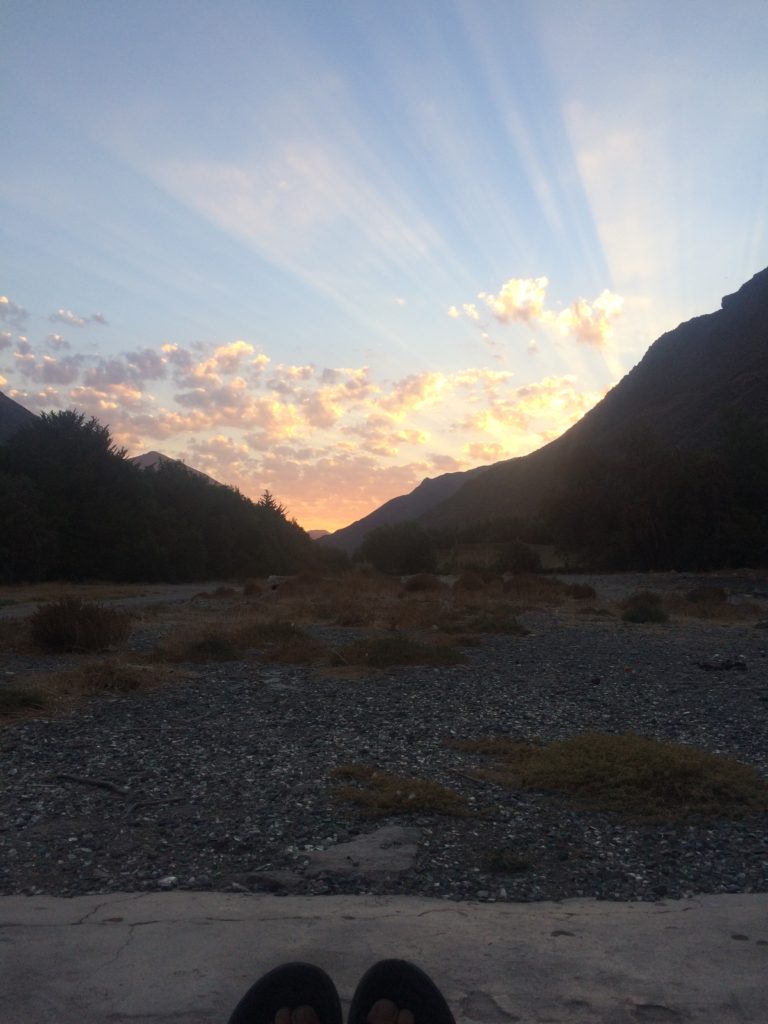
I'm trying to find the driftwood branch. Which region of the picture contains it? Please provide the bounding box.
[56,773,129,796]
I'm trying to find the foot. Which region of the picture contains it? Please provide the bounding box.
[367,998,415,1024]
[275,1007,320,1024]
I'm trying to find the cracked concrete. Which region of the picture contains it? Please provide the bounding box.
[1,892,767,1023]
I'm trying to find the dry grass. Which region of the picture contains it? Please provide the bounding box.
[448,732,768,821]
[153,613,328,665]
[667,590,764,623]
[502,574,567,604]
[30,598,131,652]
[331,632,466,668]
[331,763,470,816]
[0,581,151,605]
[620,590,669,624]
[0,659,174,723]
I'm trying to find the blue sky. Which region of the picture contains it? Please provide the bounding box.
[2,0,767,529]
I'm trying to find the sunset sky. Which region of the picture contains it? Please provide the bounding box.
[2,1,767,531]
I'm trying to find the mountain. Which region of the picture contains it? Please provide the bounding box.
[318,464,489,554]
[424,266,768,531]
[129,450,220,486]
[308,529,330,540]
[0,391,38,442]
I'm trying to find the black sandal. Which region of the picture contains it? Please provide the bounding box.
[228,962,342,1024]
[347,959,455,1024]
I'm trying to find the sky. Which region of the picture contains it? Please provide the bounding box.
[2,0,767,531]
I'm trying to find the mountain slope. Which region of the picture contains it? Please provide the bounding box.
[0,391,38,442]
[129,450,219,486]
[318,464,490,554]
[425,266,768,530]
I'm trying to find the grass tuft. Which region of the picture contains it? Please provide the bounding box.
[621,590,669,623]
[0,684,49,713]
[449,731,768,821]
[402,573,443,592]
[331,763,470,816]
[30,598,130,652]
[332,633,465,668]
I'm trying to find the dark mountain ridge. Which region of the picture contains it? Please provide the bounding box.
[423,267,768,531]
[0,391,38,442]
[318,463,489,554]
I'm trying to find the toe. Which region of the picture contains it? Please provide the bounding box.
[367,998,401,1024]
[293,1006,320,1024]
[397,1010,415,1024]
[276,1008,292,1024]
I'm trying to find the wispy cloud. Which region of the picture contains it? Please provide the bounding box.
[48,309,108,328]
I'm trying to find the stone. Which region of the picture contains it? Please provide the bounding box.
[304,824,421,879]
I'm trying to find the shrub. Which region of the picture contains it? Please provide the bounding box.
[502,574,566,603]
[331,764,469,816]
[621,590,668,623]
[686,585,727,604]
[453,571,485,592]
[563,583,597,599]
[495,541,542,573]
[333,633,465,668]
[30,598,130,652]
[0,684,48,713]
[460,610,530,636]
[449,731,768,821]
[356,521,437,575]
[403,573,443,592]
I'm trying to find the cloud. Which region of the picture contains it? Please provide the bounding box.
[84,348,167,388]
[463,441,505,462]
[549,289,624,346]
[450,275,623,348]
[480,277,549,322]
[47,309,108,327]
[13,344,85,385]
[0,330,12,350]
[45,333,70,349]
[0,296,27,328]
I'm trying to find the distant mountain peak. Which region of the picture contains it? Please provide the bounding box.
[129,450,219,485]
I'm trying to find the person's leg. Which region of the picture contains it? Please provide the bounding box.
[227,963,342,1024]
[348,960,455,1024]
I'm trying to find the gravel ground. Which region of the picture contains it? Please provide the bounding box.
[2,599,768,904]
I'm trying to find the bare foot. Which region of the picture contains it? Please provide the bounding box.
[367,997,415,1024]
[275,1007,320,1024]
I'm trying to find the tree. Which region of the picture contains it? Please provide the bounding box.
[356,520,437,575]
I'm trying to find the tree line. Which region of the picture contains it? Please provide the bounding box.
[0,410,320,582]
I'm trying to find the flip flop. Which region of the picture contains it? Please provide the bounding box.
[347,959,455,1024]
[228,962,343,1024]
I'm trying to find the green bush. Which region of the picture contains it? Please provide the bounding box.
[621,590,668,623]
[30,598,130,652]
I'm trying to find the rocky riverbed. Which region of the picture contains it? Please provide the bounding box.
[2,594,768,904]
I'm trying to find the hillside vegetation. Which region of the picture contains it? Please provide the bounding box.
[0,410,319,582]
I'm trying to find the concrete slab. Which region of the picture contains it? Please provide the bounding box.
[1,892,767,1024]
